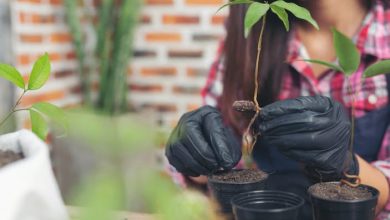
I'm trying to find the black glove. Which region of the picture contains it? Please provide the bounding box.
[165,106,241,177]
[256,96,359,182]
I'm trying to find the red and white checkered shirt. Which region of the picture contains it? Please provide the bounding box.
[200,1,390,217]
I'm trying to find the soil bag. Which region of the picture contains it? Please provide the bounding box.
[0,130,68,220]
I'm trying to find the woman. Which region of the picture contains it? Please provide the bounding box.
[165,0,390,218]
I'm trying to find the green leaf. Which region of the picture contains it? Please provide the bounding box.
[28,53,51,90]
[271,0,319,30]
[32,102,67,131]
[216,0,253,14]
[363,60,390,78]
[303,59,344,72]
[244,2,270,38]
[270,5,289,31]
[0,64,25,89]
[30,109,48,140]
[332,28,360,75]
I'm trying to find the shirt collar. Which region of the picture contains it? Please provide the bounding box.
[287,0,390,66]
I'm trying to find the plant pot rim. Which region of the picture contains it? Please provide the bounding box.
[308,181,380,203]
[207,169,269,185]
[231,190,304,213]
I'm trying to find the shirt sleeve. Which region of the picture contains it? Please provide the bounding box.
[201,40,225,107]
[371,119,390,212]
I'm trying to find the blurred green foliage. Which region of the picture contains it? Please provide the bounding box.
[65,110,217,220]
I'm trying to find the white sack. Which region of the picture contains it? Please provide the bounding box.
[0,130,68,220]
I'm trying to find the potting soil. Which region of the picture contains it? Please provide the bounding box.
[309,182,372,201]
[0,150,23,168]
[210,169,267,183]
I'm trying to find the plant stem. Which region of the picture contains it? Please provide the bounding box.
[243,14,267,154]
[0,90,27,127]
[253,14,267,110]
[341,76,360,187]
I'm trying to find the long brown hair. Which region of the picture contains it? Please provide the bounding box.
[219,0,388,134]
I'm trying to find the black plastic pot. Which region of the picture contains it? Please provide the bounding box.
[231,190,304,220]
[207,170,268,214]
[308,182,379,220]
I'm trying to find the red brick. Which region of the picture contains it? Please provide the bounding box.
[20,34,43,43]
[168,50,203,58]
[49,0,62,5]
[21,90,65,107]
[18,54,30,65]
[18,0,41,3]
[173,85,201,94]
[50,33,71,43]
[211,15,226,25]
[162,15,199,25]
[31,14,55,24]
[185,0,223,5]
[129,84,163,92]
[145,33,182,42]
[66,51,76,60]
[141,15,152,24]
[187,68,208,77]
[141,67,177,77]
[55,70,74,78]
[49,53,61,62]
[145,0,173,5]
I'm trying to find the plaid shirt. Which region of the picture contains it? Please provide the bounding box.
[201,1,390,217]
[169,1,390,218]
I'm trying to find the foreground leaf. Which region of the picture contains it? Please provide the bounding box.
[216,0,253,14]
[0,64,25,89]
[244,2,270,38]
[270,5,289,31]
[28,53,51,90]
[271,0,319,30]
[30,109,48,140]
[32,102,68,131]
[332,29,360,75]
[303,59,343,72]
[363,60,390,78]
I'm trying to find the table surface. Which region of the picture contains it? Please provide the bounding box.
[67,206,155,220]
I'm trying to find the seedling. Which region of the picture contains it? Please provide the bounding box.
[218,0,319,154]
[0,54,67,140]
[304,29,390,187]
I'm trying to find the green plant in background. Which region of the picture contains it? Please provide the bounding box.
[218,0,318,155]
[64,0,142,114]
[0,53,66,140]
[304,28,390,186]
[63,0,90,106]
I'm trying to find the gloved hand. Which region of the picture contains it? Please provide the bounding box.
[165,106,241,177]
[256,96,359,181]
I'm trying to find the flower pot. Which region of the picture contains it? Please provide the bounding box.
[308,182,379,220]
[0,130,68,220]
[231,190,304,220]
[207,169,268,214]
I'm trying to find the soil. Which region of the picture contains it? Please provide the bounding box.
[209,169,268,184]
[0,150,23,168]
[309,182,372,201]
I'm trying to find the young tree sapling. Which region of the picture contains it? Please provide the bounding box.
[218,0,319,155]
[304,29,390,187]
[0,53,67,141]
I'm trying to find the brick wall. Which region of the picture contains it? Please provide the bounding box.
[10,0,227,129]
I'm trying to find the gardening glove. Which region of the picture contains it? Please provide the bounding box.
[256,95,359,182]
[165,106,241,177]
